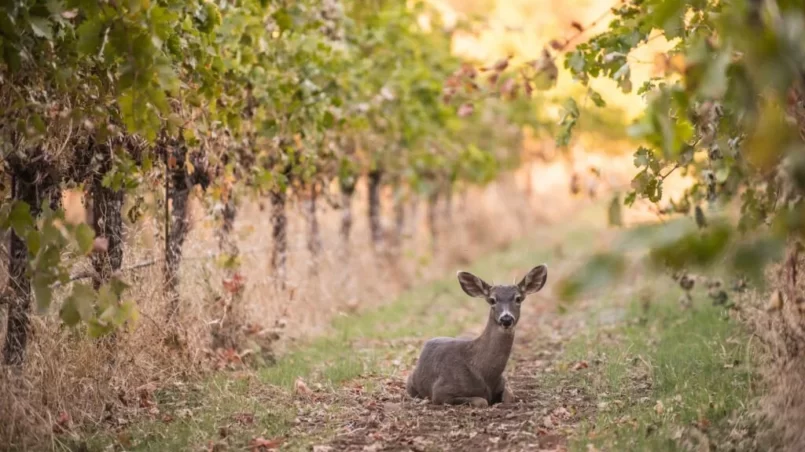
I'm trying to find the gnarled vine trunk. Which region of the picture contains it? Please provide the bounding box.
[91,143,124,290]
[164,141,192,323]
[368,169,383,249]
[393,186,406,249]
[270,190,287,289]
[304,185,321,275]
[339,180,356,257]
[427,191,439,253]
[218,194,238,261]
[2,156,60,366]
[443,186,453,228]
[211,192,242,350]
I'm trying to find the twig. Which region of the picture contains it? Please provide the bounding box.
[660,164,680,180]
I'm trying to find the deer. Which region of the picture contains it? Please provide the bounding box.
[406,265,548,407]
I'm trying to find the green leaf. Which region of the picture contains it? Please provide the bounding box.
[77,18,103,55]
[273,9,292,31]
[32,274,52,313]
[698,49,731,98]
[60,298,81,326]
[109,277,130,298]
[119,300,140,330]
[322,111,335,129]
[9,201,34,238]
[87,319,112,338]
[29,17,53,40]
[68,283,96,321]
[26,231,41,256]
[75,223,94,255]
[588,89,606,107]
[624,191,637,206]
[715,167,730,183]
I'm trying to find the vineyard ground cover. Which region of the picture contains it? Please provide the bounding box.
[72,203,763,452]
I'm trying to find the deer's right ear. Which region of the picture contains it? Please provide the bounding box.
[457,271,490,298]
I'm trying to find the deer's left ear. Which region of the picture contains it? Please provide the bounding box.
[457,271,491,298]
[517,265,548,295]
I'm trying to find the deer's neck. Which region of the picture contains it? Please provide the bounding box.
[470,315,515,380]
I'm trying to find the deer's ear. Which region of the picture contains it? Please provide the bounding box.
[518,265,548,295]
[457,271,490,298]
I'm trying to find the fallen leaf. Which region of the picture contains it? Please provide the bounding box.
[543,415,555,429]
[249,437,283,451]
[362,442,383,452]
[223,273,246,294]
[53,411,71,433]
[572,360,589,371]
[294,377,312,396]
[553,406,572,420]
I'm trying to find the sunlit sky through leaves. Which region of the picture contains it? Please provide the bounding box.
[428,0,676,121]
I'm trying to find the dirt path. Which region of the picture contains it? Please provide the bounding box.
[279,218,608,452]
[295,312,594,452]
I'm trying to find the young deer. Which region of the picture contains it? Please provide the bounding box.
[406,265,548,407]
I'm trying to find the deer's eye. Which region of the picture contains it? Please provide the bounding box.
[488,297,497,305]
[514,295,523,303]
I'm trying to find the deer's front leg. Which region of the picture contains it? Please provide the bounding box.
[494,376,516,405]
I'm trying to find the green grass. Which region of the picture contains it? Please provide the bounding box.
[559,277,758,451]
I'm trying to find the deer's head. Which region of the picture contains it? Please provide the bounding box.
[457,265,548,331]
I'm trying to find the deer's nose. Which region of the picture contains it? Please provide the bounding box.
[499,314,514,328]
